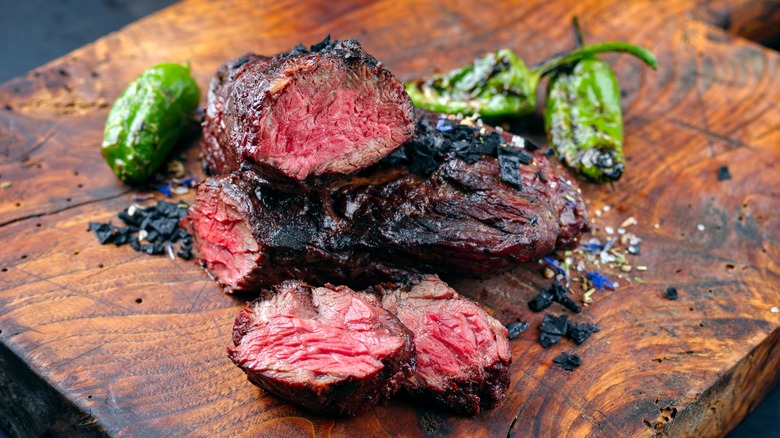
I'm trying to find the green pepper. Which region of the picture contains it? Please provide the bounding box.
[102,63,200,183]
[544,58,626,182]
[405,42,656,119]
[544,20,656,183]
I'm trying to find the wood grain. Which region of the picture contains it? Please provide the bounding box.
[1,0,780,436]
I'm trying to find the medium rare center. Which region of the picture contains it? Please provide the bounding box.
[229,281,415,416]
[204,36,415,182]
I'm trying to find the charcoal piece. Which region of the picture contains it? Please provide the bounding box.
[666,287,678,300]
[569,323,595,345]
[517,150,534,165]
[553,353,581,371]
[112,227,134,246]
[118,210,142,227]
[506,321,530,340]
[558,295,582,313]
[445,124,477,141]
[177,248,193,260]
[149,217,178,237]
[89,222,114,244]
[129,237,141,251]
[540,314,570,336]
[528,289,554,312]
[497,152,522,189]
[717,165,731,181]
[540,332,562,348]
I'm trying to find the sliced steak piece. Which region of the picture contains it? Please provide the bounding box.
[183,113,588,293]
[377,276,511,415]
[228,281,416,416]
[202,36,415,183]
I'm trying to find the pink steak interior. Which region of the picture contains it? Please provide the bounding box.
[254,59,413,179]
[230,286,406,384]
[186,185,261,291]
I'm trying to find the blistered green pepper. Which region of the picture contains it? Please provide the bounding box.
[102,63,200,183]
[405,42,656,120]
[544,21,656,183]
[544,58,627,182]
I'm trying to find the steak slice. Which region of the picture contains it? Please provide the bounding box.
[182,113,589,293]
[228,281,416,416]
[377,276,511,415]
[202,36,415,183]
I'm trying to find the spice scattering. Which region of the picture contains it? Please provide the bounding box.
[88,200,193,259]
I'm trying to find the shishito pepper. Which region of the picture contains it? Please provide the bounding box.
[405,42,656,119]
[102,63,200,183]
[545,22,656,183]
[544,58,626,182]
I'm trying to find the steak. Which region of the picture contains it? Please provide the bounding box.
[377,276,511,415]
[201,36,415,183]
[228,281,416,416]
[182,112,589,293]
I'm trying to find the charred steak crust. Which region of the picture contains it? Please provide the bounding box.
[201,36,415,183]
[377,276,511,415]
[228,281,416,417]
[184,112,589,293]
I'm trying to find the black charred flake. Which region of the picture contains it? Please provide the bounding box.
[717,165,732,181]
[540,314,570,337]
[506,321,530,340]
[528,289,554,312]
[540,332,562,348]
[89,201,193,259]
[544,148,555,158]
[529,282,581,313]
[553,353,581,371]
[89,222,115,244]
[666,287,679,300]
[569,323,595,345]
[498,152,522,189]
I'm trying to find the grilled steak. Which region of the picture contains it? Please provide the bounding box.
[228,281,416,416]
[183,112,588,293]
[201,37,415,183]
[377,276,511,415]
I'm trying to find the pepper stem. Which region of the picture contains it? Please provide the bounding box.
[572,17,585,48]
[532,41,658,77]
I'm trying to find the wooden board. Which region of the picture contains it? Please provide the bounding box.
[1,0,780,436]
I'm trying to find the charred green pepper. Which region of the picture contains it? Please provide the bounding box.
[545,58,626,182]
[405,42,656,119]
[102,63,200,183]
[544,22,656,183]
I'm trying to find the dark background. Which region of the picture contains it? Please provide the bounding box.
[0,0,777,436]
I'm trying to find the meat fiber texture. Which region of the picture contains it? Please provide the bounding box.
[201,36,415,185]
[377,276,511,415]
[182,112,589,293]
[228,281,415,417]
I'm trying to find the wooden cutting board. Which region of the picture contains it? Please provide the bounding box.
[2,0,779,436]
